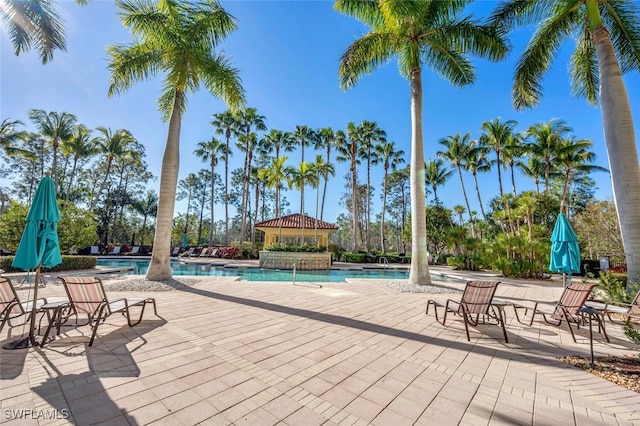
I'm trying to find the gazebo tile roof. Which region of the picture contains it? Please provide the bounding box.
[255,214,338,230]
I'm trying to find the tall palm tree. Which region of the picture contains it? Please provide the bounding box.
[262,129,296,160]
[316,127,341,220]
[194,137,226,246]
[28,109,77,193]
[358,120,386,252]
[107,0,245,280]
[464,144,492,219]
[131,190,158,247]
[479,117,517,198]
[289,161,320,242]
[336,0,508,284]
[516,155,545,193]
[62,124,98,201]
[211,110,239,246]
[292,125,318,165]
[555,137,608,214]
[309,154,335,241]
[336,122,362,252]
[525,119,572,192]
[375,141,405,254]
[502,131,524,196]
[453,204,467,226]
[425,159,454,205]
[0,118,29,158]
[260,156,294,219]
[237,108,266,253]
[492,0,640,285]
[438,132,475,233]
[91,127,135,210]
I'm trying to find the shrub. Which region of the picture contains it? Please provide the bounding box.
[0,255,96,273]
[328,244,345,261]
[264,243,326,253]
[342,252,367,263]
[598,272,640,304]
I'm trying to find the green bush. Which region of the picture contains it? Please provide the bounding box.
[342,252,367,263]
[0,255,97,273]
[328,244,345,261]
[598,272,640,304]
[264,243,326,253]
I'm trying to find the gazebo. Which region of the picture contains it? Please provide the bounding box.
[255,214,338,270]
[254,213,338,248]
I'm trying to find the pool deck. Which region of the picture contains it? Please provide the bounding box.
[2,265,640,425]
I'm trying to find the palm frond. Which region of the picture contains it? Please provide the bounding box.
[570,18,599,105]
[334,0,384,28]
[434,17,510,62]
[339,31,399,89]
[107,42,163,97]
[157,88,186,122]
[200,53,246,113]
[187,0,237,49]
[489,0,546,31]
[420,43,474,87]
[513,4,578,110]
[601,0,640,74]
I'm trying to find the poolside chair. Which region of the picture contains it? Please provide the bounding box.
[178,247,195,258]
[43,276,158,347]
[124,246,140,256]
[511,283,608,343]
[199,247,210,257]
[170,247,180,257]
[585,289,640,324]
[426,281,508,342]
[0,276,66,335]
[90,245,101,255]
[107,246,121,255]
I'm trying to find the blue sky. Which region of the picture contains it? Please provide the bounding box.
[1,1,639,225]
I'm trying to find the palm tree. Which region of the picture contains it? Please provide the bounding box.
[62,124,98,201]
[194,137,226,246]
[555,138,608,214]
[28,109,77,193]
[262,129,296,160]
[453,205,467,226]
[492,0,640,285]
[479,117,517,198]
[358,120,386,252]
[317,128,343,220]
[516,155,545,193]
[289,162,320,242]
[336,0,508,284]
[438,132,475,233]
[292,125,318,165]
[525,119,572,192]
[425,159,454,205]
[375,141,405,254]
[260,156,294,219]
[309,154,335,241]
[237,108,266,253]
[131,190,158,247]
[503,131,524,196]
[107,0,245,280]
[211,110,239,246]
[464,144,492,219]
[0,118,29,158]
[91,127,135,210]
[336,122,361,252]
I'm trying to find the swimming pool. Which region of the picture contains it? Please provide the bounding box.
[96,259,412,282]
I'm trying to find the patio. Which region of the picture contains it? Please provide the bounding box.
[1,267,639,425]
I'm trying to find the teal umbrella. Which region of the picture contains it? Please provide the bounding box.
[550,213,581,286]
[6,177,62,349]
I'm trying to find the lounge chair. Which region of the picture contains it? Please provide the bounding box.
[585,289,640,323]
[125,246,140,256]
[426,281,508,342]
[199,247,211,257]
[0,276,66,335]
[43,276,158,346]
[107,246,121,255]
[90,245,100,255]
[171,247,180,257]
[178,247,195,258]
[511,283,608,343]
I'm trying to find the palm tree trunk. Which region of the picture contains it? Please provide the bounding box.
[510,162,517,196]
[496,151,504,197]
[380,166,388,254]
[52,137,59,192]
[472,172,486,219]
[457,166,475,237]
[321,145,331,220]
[251,181,259,252]
[409,68,430,285]
[66,157,79,201]
[209,161,215,247]
[351,153,358,252]
[224,132,230,246]
[146,90,182,280]
[366,147,371,253]
[594,25,640,286]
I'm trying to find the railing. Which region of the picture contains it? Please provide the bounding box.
[292,261,296,286]
[379,256,391,270]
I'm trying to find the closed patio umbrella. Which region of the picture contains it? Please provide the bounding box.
[5,176,62,349]
[550,213,581,287]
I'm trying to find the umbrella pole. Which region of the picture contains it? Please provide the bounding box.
[27,264,42,346]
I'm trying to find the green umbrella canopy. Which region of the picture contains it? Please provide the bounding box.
[549,213,581,274]
[12,176,62,270]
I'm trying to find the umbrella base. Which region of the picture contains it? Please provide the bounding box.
[3,336,44,350]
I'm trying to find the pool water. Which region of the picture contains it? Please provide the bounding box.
[97,259,411,282]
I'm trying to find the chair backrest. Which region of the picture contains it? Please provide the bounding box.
[130,246,140,254]
[59,276,108,317]
[199,248,210,257]
[0,276,22,316]
[460,281,500,315]
[630,289,640,315]
[90,246,100,255]
[171,247,179,255]
[111,246,121,254]
[555,283,595,317]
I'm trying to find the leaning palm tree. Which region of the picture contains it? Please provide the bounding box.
[107,0,245,280]
[425,158,454,205]
[211,110,239,246]
[491,0,640,286]
[28,109,77,193]
[375,141,405,254]
[194,137,226,246]
[464,144,492,219]
[336,0,508,284]
[438,132,475,234]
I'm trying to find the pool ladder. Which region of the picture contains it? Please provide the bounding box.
[379,256,391,269]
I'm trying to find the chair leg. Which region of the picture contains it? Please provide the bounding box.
[495,307,509,343]
[89,305,109,347]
